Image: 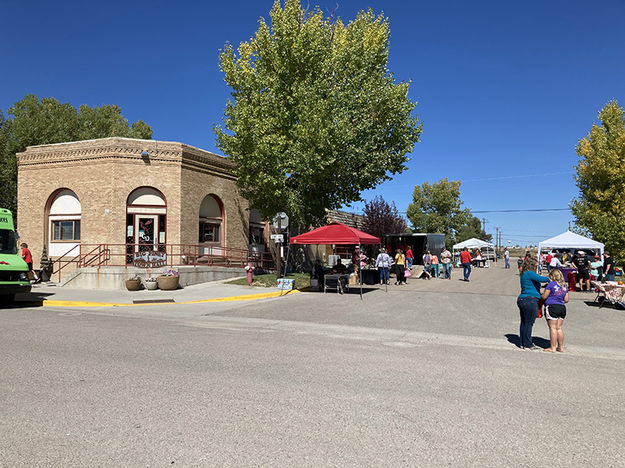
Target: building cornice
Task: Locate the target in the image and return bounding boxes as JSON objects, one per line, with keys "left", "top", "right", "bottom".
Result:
{"left": 16, "top": 137, "right": 236, "bottom": 174}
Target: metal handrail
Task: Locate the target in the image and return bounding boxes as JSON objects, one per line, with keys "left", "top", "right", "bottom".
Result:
{"left": 51, "top": 243, "right": 275, "bottom": 275}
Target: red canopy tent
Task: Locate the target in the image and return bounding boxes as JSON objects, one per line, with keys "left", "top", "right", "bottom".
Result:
{"left": 290, "top": 222, "right": 380, "bottom": 245}
{"left": 290, "top": 222, "right": 381, "bottom": 299}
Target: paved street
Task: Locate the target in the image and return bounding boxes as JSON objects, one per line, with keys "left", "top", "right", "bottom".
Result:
{"left": 2, "top": 263, "right": 624, "bottom": 466}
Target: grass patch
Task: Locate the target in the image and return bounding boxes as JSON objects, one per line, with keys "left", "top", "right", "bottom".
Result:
{"left": 225, "top": 272, "right": 311, "bottom": 290}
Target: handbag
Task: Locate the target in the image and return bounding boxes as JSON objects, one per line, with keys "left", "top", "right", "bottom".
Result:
{"left": 404, "top": 268, "right": 412, "bottom": 278}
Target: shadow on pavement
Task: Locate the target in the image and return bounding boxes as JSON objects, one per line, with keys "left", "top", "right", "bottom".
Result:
{"left": 505, "top": 333, "right": 550, "bottom": 349}
{"left": 2, "top": 292, "right": 56, "bottom": 309}
{"left": 584, "top": 300, "right": 625, "bottom": 310}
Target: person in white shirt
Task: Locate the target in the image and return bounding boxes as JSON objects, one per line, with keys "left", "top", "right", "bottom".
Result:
{"left": 549, "top": 254, "right": 563, "bottom": 270}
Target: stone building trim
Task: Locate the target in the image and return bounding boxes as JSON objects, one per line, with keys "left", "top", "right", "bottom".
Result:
{"left": 17, "top": 137, "right": 236, "bottom": 179}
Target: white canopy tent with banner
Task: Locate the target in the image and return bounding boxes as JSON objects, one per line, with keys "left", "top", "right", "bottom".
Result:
{"left": 537, "top": 231, "right": 604, "bottom": 258}
{"left": 452, "top": 238, "right": 496, "bottom": 262}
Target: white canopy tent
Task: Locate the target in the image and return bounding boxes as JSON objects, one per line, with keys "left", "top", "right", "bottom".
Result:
{"left": 537, "top": 231, "right": 604, "bottom": 258}
{"left": 452, "top": 238, "right": 496, "bottom": 261}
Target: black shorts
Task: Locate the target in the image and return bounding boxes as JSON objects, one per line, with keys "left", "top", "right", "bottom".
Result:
{"left": 578, "top": 270, "right": 589, "bottom": 280}
{"left": 27, "top": 262, "right": 33, "bottom": 271}
{"left": 546, "top": 304, "right": 566, "bottom": 320}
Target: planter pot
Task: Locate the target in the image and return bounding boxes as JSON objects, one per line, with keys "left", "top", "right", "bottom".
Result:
{"left": 145, "top": 281, "right": 158, "bottom": 290}
{"left": 125, "top": 279, "right": 142, "bottom": 291}
{"left": 157, "top": 275, "right": 179, "bottom": 290}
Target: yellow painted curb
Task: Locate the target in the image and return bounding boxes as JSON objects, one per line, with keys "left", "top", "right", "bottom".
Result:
{"left": 43, "top": 289, "right": 299, "bottom": 308}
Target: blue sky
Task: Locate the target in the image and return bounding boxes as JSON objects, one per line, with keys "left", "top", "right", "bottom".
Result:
{"left": 2, "top": 0, "right": 624, "bottom": 246}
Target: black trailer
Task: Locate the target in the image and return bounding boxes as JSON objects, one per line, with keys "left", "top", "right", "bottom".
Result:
{"left": 383, "top": 233, "right": 446, "bottom": 264}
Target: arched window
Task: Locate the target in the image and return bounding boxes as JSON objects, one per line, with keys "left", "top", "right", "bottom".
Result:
{"left": 199, "top": 195, "right": 223, "bottom": 245}
{"left": 46, "top": 189, "right": 81, "bottom": 257}
{"left": 126, "top": 187, "right": 166, "bottom": 259}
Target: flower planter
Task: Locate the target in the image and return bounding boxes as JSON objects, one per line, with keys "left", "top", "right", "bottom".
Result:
{"left": 157, "top": 275, "right": 179, "bottom": 290}
{"left": 125, "top": 279, "right": 142, "bottom": 291}
{"left": 145, "top": 281, "right": 158, "bottom": 290}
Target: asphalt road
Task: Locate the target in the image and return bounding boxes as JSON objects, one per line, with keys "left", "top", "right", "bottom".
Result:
{"left": 2, "top": 263, "right": 624, "bottom": 466}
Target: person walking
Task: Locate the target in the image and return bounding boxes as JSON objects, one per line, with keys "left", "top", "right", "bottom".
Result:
{"left": 394, "top": 249, "right": 406, "bottom": 285}
{"left": 20, "top": 243, "right": 38, "bottom": 281}
{"left": 405, "top": 247, "right": 414, "bottom": 269}
{"left": 541, "top": 268, "right": 569, "bottom": 353}
{"left": 504, "top": 248, "right": 510, "bottom": 269}
{"left": 375, "top": 248, "right": 391, "bottom": 285}
{"left": 431, "top": 252, "right": 440, "bottom": 278}
{"left": 603, "top": 251, "right": 615, "bottom": 282}
{"left": 517, "top": 257, "right": 549, "bottom": 350}
{"left": 459, "top": 247, "right": 472, "bottom": 282}
{"left": 440, "top": 246, "right": 452, "bottom": 279}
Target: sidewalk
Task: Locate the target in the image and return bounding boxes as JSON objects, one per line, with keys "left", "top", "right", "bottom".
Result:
{"left": 18, "top": 279, "right": 297, "bottom": 307}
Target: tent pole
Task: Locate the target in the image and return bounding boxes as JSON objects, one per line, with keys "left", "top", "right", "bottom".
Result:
{"left": 359, "top": 243, "right": 363, "bottom": 300}
{"left": 384, "top": 244, "right": 388, "bottom": 293}
{"left": 280, "top": 243, "right": 291, "bottom": 297}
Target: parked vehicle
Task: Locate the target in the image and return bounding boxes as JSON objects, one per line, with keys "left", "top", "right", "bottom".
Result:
{"left": 0, "top": 209, "right": 31, "bottom": 305}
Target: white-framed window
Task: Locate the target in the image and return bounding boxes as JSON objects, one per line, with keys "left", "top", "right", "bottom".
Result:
{"left": 199, "top": 221, "right": 220, "bottom": 243}
{"left": 52, "top": 220, "right": 81, "bottom": 241}
{"left": 199, "top": 195, "right": 223, "bottom": 245}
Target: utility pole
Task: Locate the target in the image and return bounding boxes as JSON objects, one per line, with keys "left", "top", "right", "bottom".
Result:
{"left": 495, "top": 227, "right": 499, "bottom": 262}
{"left": 482, "top": 218, "right": 486, "bottom": 232}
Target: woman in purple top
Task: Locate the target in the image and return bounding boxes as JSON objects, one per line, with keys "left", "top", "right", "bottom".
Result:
{"left": 541, "top": 268, "right": 569, "bottom": 353}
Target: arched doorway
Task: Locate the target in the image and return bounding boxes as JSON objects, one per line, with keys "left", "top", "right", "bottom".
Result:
{"left": 45, "top": 189, "right": 81, "bottom": 257}
{"left": 199, "top": 194, "right": 224, "bottom": 249}
{"left": 126, "top": 187, "right": 166, "bottom": 263}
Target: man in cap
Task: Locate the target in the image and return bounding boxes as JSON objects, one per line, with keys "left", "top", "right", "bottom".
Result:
{"left": 574, "top": 250, "right": 591, "bottom": 292}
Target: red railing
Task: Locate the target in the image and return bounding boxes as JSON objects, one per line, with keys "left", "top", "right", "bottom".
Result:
{"left": 52, "top": 243, "right": 274, "bottom": 281}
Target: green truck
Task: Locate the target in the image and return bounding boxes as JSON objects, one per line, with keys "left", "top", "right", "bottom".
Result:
{"left": 0, "top": 208, "right": 31, "bottom": 304}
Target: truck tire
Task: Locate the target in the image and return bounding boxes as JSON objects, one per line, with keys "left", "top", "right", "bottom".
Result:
{"left": 0, "top": 294, "right": 16, "bottom": 306}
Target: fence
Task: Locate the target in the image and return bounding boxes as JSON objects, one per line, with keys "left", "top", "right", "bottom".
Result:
{"left": 52, "top": 243, "right": 275, "bottom": 283}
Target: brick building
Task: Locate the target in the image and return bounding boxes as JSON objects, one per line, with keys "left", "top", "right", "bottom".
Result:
{"left": 16, "top": 137, "right": 254, "bottom": 273}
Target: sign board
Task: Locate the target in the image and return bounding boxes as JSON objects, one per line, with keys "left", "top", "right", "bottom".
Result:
{"left": 133, "top": 250, "right": 167, "bottom": 268}
{"left": 270, "top": 234, "right": 284, "bottom": 242}
{"left": 272, "top": 212, "right": 289, "bottom": 230}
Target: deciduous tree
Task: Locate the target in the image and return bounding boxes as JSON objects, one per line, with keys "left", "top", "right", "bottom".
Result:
{"left": 362, "top": 196, "right": 408, "bottom": 240}
{"left": 571, "top": 100, "right": 625, "bottom": 261}
{"left": 215, "top": 0, "right": 421, "bottom": 227}
{"left": 0, "top": 94, "right": 152, "bottom": 214}
{"left": 406, "top": 178, "right": 490, "bottom": 245}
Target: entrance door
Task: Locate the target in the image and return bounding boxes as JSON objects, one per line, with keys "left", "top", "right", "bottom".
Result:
{"left": 135, "top": 215, "right": 158, "bottom": 252}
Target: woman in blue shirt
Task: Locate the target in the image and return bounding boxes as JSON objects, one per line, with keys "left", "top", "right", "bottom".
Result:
{"left": 517, "top": 257, "right": 549, "bottom": 350}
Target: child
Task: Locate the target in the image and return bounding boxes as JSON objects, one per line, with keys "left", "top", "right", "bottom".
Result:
{"left": 20, "top": 243, "right": 39, "bottom": 281}
{"left": 541, "top": 268, "right": 569, "bottom": 353}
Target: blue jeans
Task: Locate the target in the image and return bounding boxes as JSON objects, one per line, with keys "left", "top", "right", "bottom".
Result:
{"left": 379, "top": 267, "right": 389, "bottom": 283}
{"left": 517, "top": 296, "right": 538, "bottom": 348}
{"left": 504, "top": 258, "right": 509, "bottom": 268}
{"left": 462, "top": 263, "right": 471, "bottom": 280}
{"left": 406, "top": 258, "right": 413, "bottom": 268}
{"left": 442, "top": 263, "right": 451, "bottom": 279}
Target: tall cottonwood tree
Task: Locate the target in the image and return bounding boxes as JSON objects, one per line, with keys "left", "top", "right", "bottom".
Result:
{"left": 215, "top": 0, "right": 421, "bottom": 227}
{"left": 406, "top": 178, "right": 490, "bottom": 245}
{"left": 571, "top": 100, "right": 625, "bottom": 261}
{"left": 0, "top": 94, "right": 152, "bottom": 215}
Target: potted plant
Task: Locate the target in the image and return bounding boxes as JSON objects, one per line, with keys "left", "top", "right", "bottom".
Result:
{"left": 157, "top": 269, "right": 180, "bottom": 290}
{"left": 125, "top": 275, "right": 142, "bottom": 291}
{"left": 144, "top": 277, "right": 158, "bottom": 290}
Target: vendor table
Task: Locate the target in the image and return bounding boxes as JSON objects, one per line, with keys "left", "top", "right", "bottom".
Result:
{"left": 591, "top": 280, "right": 625, "bottom": 308}
{"left": 360, "top": 268, "right": 379, "bottom": 285}
{"left": 324, "top": 274, "right": 350, "bottom": 294}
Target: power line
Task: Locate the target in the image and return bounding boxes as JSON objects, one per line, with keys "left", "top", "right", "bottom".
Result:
{"left": 469, "top": 208, "right": 570, "bottom": 214}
